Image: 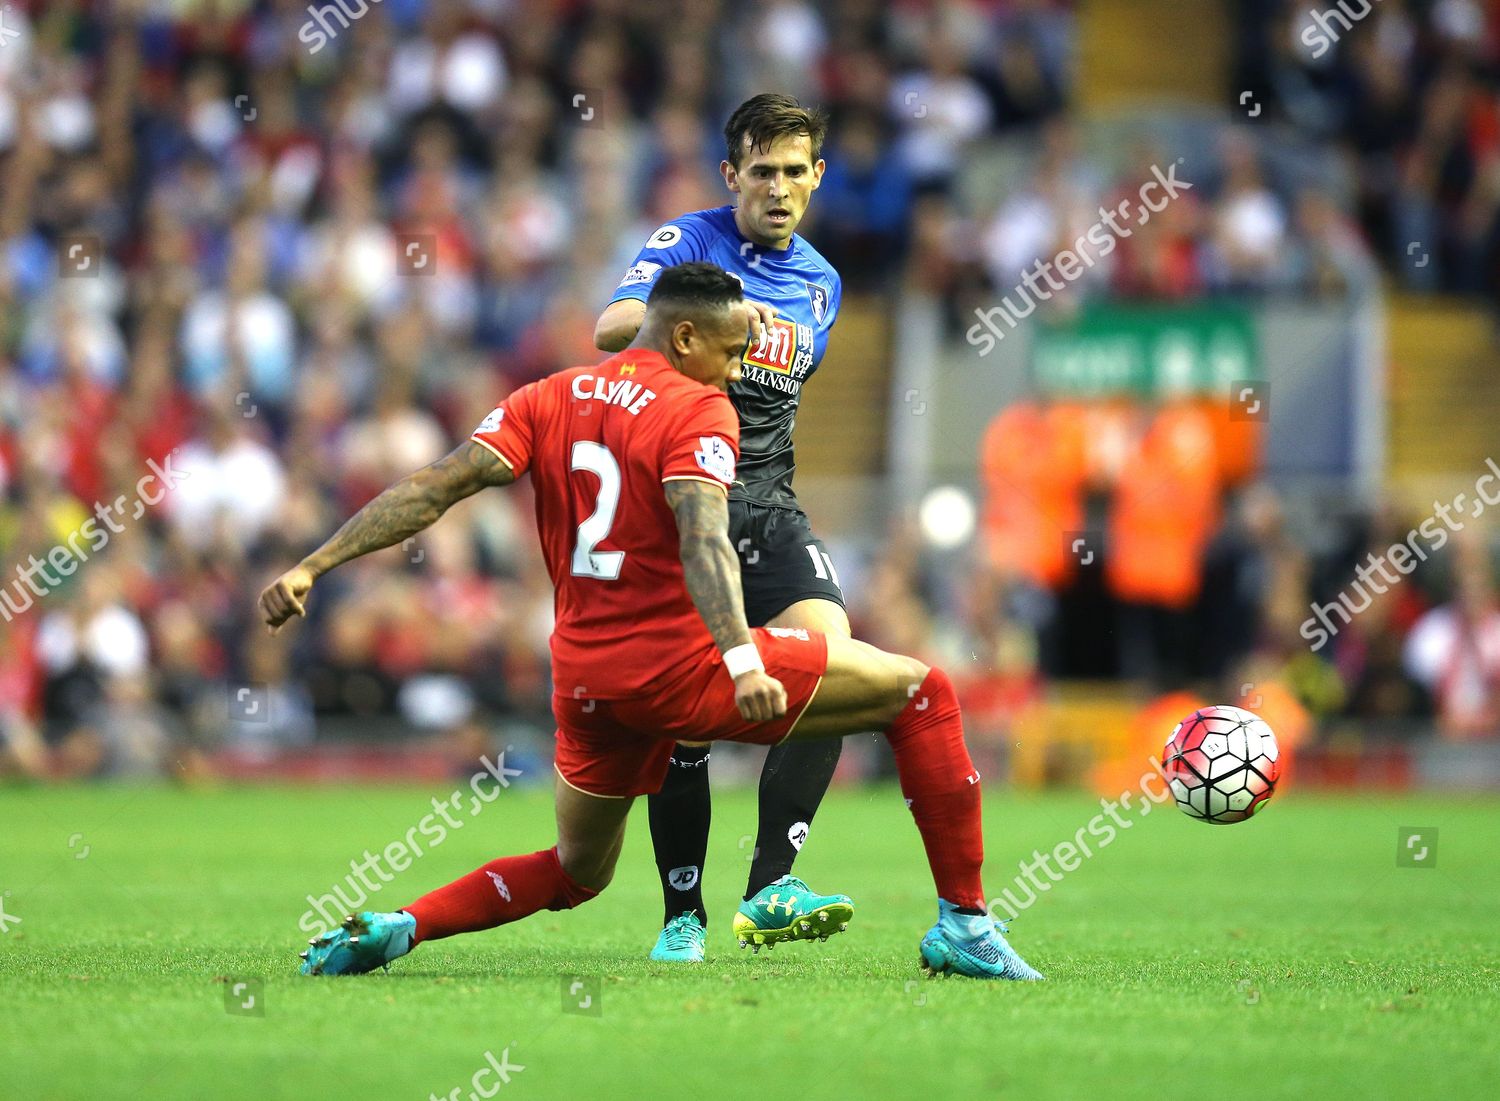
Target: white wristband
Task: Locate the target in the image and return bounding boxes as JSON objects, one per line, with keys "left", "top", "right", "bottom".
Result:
{"left": 722, "top": 643, "right": 764, "bottom": 680}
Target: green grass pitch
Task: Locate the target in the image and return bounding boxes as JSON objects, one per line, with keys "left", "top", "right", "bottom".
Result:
{"left": 2, "top": 780, "right": 1497, "bottom": 1099}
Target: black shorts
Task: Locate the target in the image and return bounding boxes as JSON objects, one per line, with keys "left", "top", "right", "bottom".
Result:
{"left": 728, "top": 500, "right": 846, "bottom": 628}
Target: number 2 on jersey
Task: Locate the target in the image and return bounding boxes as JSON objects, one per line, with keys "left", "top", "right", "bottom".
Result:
{"left": 571, "top": 441, "right": 624, "bottom": 579}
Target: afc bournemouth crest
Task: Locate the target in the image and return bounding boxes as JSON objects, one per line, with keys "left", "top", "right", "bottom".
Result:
{"left": 806, "top": 280, "right": 829, "bottom": 324}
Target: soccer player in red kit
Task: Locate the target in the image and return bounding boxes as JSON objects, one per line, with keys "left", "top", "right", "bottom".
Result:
{"left": 259, "top": 263, "right": 1042, "bottom": 981}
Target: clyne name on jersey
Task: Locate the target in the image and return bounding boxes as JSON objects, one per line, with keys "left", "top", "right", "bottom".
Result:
{"left": 571, "top": 372, "right": 659, "bottom": 416}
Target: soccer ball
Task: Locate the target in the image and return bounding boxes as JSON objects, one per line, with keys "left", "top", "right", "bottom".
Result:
{"left": 1163, "top": 705, "right": 1281, "bottom": 824}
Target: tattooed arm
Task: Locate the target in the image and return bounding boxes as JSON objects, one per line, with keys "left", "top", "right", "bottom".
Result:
{"left": 663, "top": 479, "right": 786, "bottom": 720}
{"left": 259, "top": 441, "right": 514, "bottom": 633}
{"left": 663, "top": 479, "right": 752, "bottom": 652}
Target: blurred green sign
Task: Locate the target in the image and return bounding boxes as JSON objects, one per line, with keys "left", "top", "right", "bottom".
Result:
{"left": 1030, "top": 304, "right": 1259, "bottom": 395}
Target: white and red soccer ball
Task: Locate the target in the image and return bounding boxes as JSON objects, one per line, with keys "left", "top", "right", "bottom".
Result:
{"left": 1163, "top": 705, "right": 1281, "bottom": 824}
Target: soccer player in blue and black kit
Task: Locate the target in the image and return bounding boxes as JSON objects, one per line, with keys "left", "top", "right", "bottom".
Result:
{"left": 594, "top": 95, "right": 853, "bottom": 961}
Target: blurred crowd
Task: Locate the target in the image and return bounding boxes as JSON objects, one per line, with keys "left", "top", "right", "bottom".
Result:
{"left": 841, "top": 387, "right": 1500, "bottom": 789}
{"left": 0, "top": 0, "right": 1495, "bottom": 782}
{"left": 0, "top": 0, "right": 1081, "bottom": 778}
{"left": 966, "top": 124, "right": 1382, "bottom": 306}
{"left": 907, "top": 0, "right": 1500, "bottom": 316}
{"left": 962, "top": 401, "right": 1500, "bottom": 746}
{"left": 1235, "top": 0, "right": 1500, "bottom": 295}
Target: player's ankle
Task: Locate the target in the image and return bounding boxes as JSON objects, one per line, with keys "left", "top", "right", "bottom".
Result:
{"left": 744, "top": 869, "right": 791, "bottom": 899}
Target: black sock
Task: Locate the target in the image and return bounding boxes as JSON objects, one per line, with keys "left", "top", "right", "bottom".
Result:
{"left": 745, "top": 737, "right": 843, "bottom": 897}
{"left": 647, "top": 743, "right": 712, "bottom": 928}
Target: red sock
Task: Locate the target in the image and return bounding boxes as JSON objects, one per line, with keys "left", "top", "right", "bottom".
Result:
{"left": 403, "top": 847, "right": 598, "bottom": 945}
{"left": 884, "top": 666, "right": 986, "bottom": 910}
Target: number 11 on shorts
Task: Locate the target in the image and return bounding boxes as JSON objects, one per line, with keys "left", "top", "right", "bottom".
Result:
{"left": 805, "top": 543, "right": 839, "bottom": 586}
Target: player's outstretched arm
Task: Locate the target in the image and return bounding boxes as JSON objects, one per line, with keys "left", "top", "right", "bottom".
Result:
{"left": 594, "top": 299, "right": 647, "bottom": 352}
{"left": 258, "top": 441, "right": 515, "bottom": 633}
{"left": 664, "top": 479, "right": 786, "bottom": 720}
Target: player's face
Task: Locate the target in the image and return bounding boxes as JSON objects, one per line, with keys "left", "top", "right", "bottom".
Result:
{"left": 722, "top": 133, "right": 825, "bottom": 248}
{"left": 673, "top": 307, "right": 752, "bottom": 392}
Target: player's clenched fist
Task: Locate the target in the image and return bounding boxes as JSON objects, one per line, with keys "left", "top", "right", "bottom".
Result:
{"left": 259, "top": 565, "right": 315, "bottom": 634}
{"left": 733, "top": 669, "right": 787, "bottom": 722}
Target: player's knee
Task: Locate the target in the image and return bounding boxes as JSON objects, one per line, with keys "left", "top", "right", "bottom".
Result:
{"left": 551, "top": 875, "right": 602, "bottom": 911}
{"left": 555, "top": 842, "right": 616, "bottom": 897}
{"left": 564, "top": 873, "right": 607, "bottom": 907}
{"left": 897, "top": 661, "right": 962, "bottom": 723}
{"left": 892, "top": 653, "right": 932, "bottom": 709}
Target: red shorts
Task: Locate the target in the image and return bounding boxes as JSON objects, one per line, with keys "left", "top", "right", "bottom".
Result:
{"left": 552, "top": 627, "right": 828, "bottom": 798}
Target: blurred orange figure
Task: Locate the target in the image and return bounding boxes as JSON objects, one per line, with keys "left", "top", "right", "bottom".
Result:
{"left": 1107, "top": 400, "right": 1222, "bottom": 609}
{"left": 979, "top": 400, "right": 1086, "bottom": 591}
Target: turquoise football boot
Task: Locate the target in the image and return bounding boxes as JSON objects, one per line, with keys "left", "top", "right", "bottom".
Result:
{"left": 649, "top": 912, "right": 707, "bottom": 962}
{"left": 299, "top": 911, "right": 416, "bottom": 976}
{"left": 918, "top": 898, "right": 1044, "bottom": 981}
{"left": 733, "top": 875, "right": 854, "bottom": 951}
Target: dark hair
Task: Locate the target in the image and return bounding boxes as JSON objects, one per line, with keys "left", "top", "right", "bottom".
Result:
{"left": 723, "top": 93, "right": 829, "bottom": 167}
{"left": 645, "top": 262, "right": 744, "bottom": 322}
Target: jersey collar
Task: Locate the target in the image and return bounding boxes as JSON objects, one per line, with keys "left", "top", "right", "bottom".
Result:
{"left": 726, "top": 204, "right": 798, "bottom": 261}
{"left": 609, "top": 348, "right": 670, "bottom": 374}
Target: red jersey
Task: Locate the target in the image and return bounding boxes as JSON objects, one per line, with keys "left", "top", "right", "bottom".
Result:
{"left": 471, "top": 350, "right": 740, "bottom": 699}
